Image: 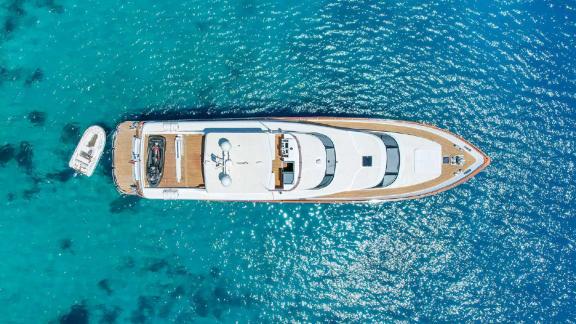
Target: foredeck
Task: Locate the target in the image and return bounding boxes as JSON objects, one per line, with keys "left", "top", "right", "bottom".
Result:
{"left": 276, "top": 117, "right": 490, "bottom": 201}
{"left": 112, "top": 121, "right": 140, "bottom": 194}
{"left": 143, "top": 134, "right": 204, "bottom": 188}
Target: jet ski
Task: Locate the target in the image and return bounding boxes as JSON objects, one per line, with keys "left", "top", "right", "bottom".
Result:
{"left": 146, "top": 136, "right": 165, "bottom": 187}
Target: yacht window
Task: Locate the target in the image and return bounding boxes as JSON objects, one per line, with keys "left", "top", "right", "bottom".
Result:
{"left": 377, "top": 134, "right": 400, "bottom": 187}
{"left": 326, "top": 148, "right": 336, "bottom": 174}
{"left": 283, "top": 171, "right": 295, "bottom": 185}
{"left": 282, "top": 162, "right": 295, "bottom": 184}
{"left": 312, "top": 133, "right": 336, "bottom": 189}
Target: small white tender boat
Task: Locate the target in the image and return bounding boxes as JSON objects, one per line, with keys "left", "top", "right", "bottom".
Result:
{"left": 69, "top": 126, "right": 106, "bottom": 176}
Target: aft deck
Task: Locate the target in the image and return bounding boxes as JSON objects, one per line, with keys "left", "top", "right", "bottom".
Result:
{"left": 112, "top": 122, "right": 205, "bottom": 194}
{"left": 112, "top": 121, "right": 140, "bottom": 195}
{"left": 143, "top": 134, "right": 204, "bottom": 188}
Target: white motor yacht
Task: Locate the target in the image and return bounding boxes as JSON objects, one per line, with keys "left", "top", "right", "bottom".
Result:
{"left": 111, "top": 118, "right": 490, "bottom": 202}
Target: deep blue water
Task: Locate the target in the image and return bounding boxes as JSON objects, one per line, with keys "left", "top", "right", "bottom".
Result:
{"left": 1, "top": 0, "right": 575, "bottom": 322}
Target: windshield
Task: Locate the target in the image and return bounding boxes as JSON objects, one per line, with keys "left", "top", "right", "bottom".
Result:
{"left": 312, "top": 133, "right": 336, "bottom": 189}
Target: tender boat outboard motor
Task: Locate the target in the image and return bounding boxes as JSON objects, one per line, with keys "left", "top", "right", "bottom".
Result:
{"left": 146, "top": 136, "right": 166, "bottom": 187}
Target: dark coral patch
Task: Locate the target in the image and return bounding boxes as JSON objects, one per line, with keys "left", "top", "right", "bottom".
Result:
{"left": 209, "top": 266, "right": 221, "bottom": 279}
{"left": 166, "top": 264, "right": 189, "bottom": 276}
{"left": 22, "top": 187, "right": 40, "bottom": 200}
{"left": 213, "top": 286, "right": 231, "bottom": 303}
{"left": 130, "top": 296, "right": 160, "bottom": 323}
{"left": 240, "top": 291, "right": 256, "bottom": 308}
{"left": 1, "top": 0, "right": 25, "bottom": 37}
{"left": 2, "top": 0, "right": 62, "bottom": 39}
{"left": 0, "top": 144, "right": 15, "bottom": 166}
{"left": 174, "top": 312, "right": 195, "bottom": 323}
{"left": 7, "top": 0, "right": 26, "bottom": 16}
{"left": 3, "top": 18, "right": 17, "bottom": 36}
{"left": 24, "top": 68, "right": 44, "bottom": 86}
{"left": 98, "top": 279, "right": 113, "bottom": 295}
{"left": 59, "top": 303, "right": 89, "bottom": 324}
{"left": 59, "top": 238, "right": 72, "bottom": 251}
{"left": 61, "top": 123, "right": 81, "bottom": 144}
{"left": 36, "top": 0, "right": 64, "bottom": 13}
{"left": 138, "top": 296, "right": 159, "bottom": 314}
{"left": 0, "top": 66, "right": 22, "bottom": 83}
{"left": 109, "top": 195, "right": 140, "bottom": 213}
{"left": 158, "top": 301, "right": 173, "bottom": 319}
{"left": 100, "top": 305, "right": 122, "bottom": 324}
{"left": 169, "top": 285, "right": 185, "bottom": 299}
{"left": 192, "top": 292, "right": 209, "bottom": 317}
{"left": 28, "top": 111, "right": 46, "bottom": 126}
{"left": 47, "top": 169, "right": 76, "bottom": 182}
{"left": 146, "top": 259, "right": 169, "bottom": 273}
{"left": 129, "top": 312, "right": 145, "bottom": 324}
{"left": 7, "top": 193, "right": 15, "bottom": 201}
{"left": 16, "top": 141, "right": 34, "bottom": 173}
{"left": 22, "top": 175, "right": 42, "bottom": 200}
{"left": 212, "top": 307, "right": 223, "bottom": 319}
{"left": 194, "top": 21, "right": 209, "bottom": 32}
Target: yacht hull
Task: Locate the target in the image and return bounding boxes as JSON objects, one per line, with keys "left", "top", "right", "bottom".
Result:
{"left": 111, "top": 118, "right": 490, "bottom": 202}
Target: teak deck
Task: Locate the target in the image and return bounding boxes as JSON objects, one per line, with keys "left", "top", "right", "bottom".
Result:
{"left": 112, "top": 122, "right": 204, "bottom": 194}
{"left": 143, "top": 134, "right": 204, "bottom": 189}
{"left": 272, "top": 134, "right": 284, "bottom": 188}
{"left": 112, "top": 121, "right": 139, "bottom": 194}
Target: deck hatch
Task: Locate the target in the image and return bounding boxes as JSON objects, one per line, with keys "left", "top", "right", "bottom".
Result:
{"left": 362, "top": 156, "right": 373, "bottom": 167}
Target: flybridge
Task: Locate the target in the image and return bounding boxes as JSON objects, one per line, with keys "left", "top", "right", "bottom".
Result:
{"left": 203, "top": 132, "right": 275, "bottom": 193}
{"left": 196, "top": 131, "right": 327, "bottom": 194}
{"left": 110, "top": 118, "right": 490, "bottom": 202}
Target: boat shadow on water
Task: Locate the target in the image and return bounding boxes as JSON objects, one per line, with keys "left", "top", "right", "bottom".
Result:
{"left": 117, "top": 103, "right": 386, "bottom": 123}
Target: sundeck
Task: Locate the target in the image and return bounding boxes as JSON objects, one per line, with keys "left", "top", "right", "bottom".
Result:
{"left": 111, "top": 118, "right": 490, "bottom": 202}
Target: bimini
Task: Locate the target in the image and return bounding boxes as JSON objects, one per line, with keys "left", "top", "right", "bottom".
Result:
{"left": 110, "top": 118, "right": 489, "bottom": 202}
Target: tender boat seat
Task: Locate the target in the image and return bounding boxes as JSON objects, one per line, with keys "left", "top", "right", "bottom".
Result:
{"left": 77, "top": 153, "right": 92, "bottom": 164}
{"left": 79, "top": 151, "right": 92, "bottom": 160}
{"left": 378, "top": 134, "right": 400, "bottom": 187}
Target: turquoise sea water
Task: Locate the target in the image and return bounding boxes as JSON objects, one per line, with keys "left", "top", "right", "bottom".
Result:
{"left": 1, "top": 0, "right": 575, "bottom": 322}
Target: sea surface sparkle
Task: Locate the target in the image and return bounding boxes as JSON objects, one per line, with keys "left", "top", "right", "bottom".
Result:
{"left": 0, "top": 0, "right": 575, "bottom": 322}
